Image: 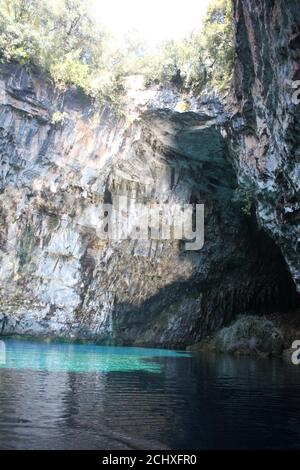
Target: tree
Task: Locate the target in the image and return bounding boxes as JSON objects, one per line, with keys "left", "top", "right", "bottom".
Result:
{"left": 201, "top": 0, "right": 235, "bottom": 90}
{"left": 0, "top": 0, "right": 235, "bottom": 104}
{"left": 0, "top": 0, "right": 107, "bottom": 90}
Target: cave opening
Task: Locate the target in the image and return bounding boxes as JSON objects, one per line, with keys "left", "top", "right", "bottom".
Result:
{"left": 244, "top": 213, "right": 300, "bottom": 314}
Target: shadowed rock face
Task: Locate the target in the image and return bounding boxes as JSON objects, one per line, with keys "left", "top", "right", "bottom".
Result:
{"left": 0, "top": 62, "right": 298, "bottom": 347}
{"left": 229, "top": 0, "right": 300, "bottom": 292}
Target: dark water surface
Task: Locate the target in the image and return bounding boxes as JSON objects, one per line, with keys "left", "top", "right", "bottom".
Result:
{"left": 0, "top": 339, "right": 299, "bottom": 449}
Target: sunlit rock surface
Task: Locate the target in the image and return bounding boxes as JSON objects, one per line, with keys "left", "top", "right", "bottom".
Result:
{"left": 228, "top": 0, "right": 300, "bottom": 291}
{"left": 0, "top": 62, "right": 298, "bottom": 347}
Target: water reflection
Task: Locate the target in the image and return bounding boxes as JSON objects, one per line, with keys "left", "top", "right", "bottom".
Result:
{"left": 0, "top": 340, "right": 190, "bottom": 373}
{"left": 0, "top": 340, "right": 300, "bottom": 449}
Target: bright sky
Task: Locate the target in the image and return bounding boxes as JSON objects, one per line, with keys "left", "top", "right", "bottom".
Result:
{"left": 90, "top": 0, "right": 211, "bottom": 45}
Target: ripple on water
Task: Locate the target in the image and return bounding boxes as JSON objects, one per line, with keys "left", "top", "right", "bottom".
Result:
{"left": 1, "top": 339, "right": 300, "bottom": 450}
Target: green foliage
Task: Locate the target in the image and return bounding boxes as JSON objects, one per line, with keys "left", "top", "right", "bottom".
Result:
{"left": 151, "top": 34, "right": 208, "bottom": 92}
{"left": 141, "top": 0, "right": 235, "bottom": 92}
{"left": 51, "top": 110, "right": 68, "bottom": 125}
{"left": 0, "top": 0, "right": 106, "bottom": 93}
{"left": 202, "top": 0, "right": 235, "bottom": 90}
{"left": 0, "top": 0, "right": 235, "bottom": 104}
{"left": 49, "top": 53, "right": 89, "bottom": 90}
{"left": 233, "top": 178, "right": 257, "bottom": 216}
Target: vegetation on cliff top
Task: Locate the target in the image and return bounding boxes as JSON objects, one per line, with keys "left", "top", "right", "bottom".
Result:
{"left": 0, "top": 0, "right": 234, "bottom": 105}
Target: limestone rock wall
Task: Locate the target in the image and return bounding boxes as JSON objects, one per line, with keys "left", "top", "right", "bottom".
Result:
{"left": 0, "top": 62, "right": 298, "bottom": 347}
{"left": 229, "top": 0, "right": 300, "bottom": 291}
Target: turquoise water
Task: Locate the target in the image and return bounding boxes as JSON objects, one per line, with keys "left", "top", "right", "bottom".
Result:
{"left": 1, "top": 339, "right": 300, "bottom": 449}
{"left": 0, "top": 339, "right": 190, "bottom": 373}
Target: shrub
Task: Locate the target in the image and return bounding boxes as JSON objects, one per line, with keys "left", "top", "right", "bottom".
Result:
{"left": 51, "top": 111, "right": 68, "bottom": 126}
{"left": 233, "top": 178, "right": 257, "bottom": 216}
{"left": 0, "top": 0, "right": 235, "bottom": 104}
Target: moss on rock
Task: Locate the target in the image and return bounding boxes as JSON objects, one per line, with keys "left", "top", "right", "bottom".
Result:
{"left": 188, "top": 315, "right": 284, "bottom": 357}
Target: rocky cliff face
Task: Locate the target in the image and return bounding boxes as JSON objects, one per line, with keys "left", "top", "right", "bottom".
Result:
{"left": 229, "top": 0, "right": 300, "bottom": 292}
{"left": 0, "top": 46, "right": 299, "bottom": 346}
